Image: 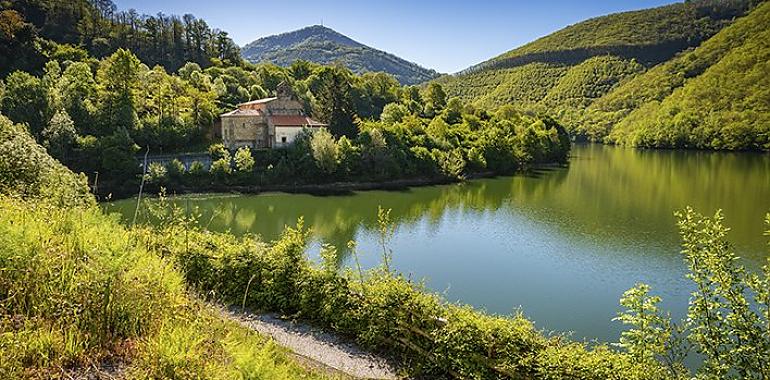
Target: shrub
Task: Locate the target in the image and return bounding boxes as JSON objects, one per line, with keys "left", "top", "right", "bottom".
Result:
{"left": 166, "top": 159, "right": 185, "bottom": 180}
{"left": 145, "top": 162, "right": 168, "bottom": 184}
{"left": 234, "top": 146, "right": 255, "bottom": 173}
{"left": 210, "top": 157, "right": 232, "bottom": 178}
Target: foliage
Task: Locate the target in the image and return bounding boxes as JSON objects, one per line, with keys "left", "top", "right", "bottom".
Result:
{"left": 146, "top": 201, "right": 666, "bottom": 379}
{"left": 1, "top": 70, "right": 48, "bottom": 135}
{"left": 234, "top": 146, "right": 255, "bottom": 173}
{"left": 0, "top": 137, "right": 332, "bottom": 379}
{"left": 0, "top": 114, "right": 92, "bottom": 207}
{"left": 308, "top": 66, "right": 357, "bottom": 137}
{"left": 0, "top": 0, "right": 240, "bottom": 76}
{"left": 463, "top": 0, "right": 752, "bottom": 73}
{"left": 146, "top": 162, "right": 168, "bottom": 184}
{"left": 129, "top": 84, "right": 569, "bottom": 195}
{"left": 614, "top": 284, "right": 674, "bottom": 367}
{"left": 0, "top": 197, "right": 334, "bottom": 380}
{"left": 616, "top": 208, "right": 770, "bottom": 379}
{"left": 310, "top": 128, "right": 339, "bottom": 174}
{"left": 42, "top": 109, "right": 77, "bottom": 162}
{"left": 437, "top": 0, "right": 761, "bottom": 149}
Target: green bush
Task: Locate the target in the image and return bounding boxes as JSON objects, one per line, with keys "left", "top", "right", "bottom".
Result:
{"left": 149, "top": 207, "right": 664, "bottom": 379}
{"left": 0, "top": 115, "right": 92, "bottom": 207}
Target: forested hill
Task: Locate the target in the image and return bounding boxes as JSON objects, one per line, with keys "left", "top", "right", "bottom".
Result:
{"left": 437, "top": 0, "right": 755, "bottom": 127}
{"left": 0, "top": 0, "right": 240, "bottom": 76}
{"left": 241, "top": 25, "right": 439, "bottom": 85}
{"left": 598, "top": 0, "right": 770, "bottom": 150}
{"left": 462, "top": 0, "right": 753, "bottom": 74}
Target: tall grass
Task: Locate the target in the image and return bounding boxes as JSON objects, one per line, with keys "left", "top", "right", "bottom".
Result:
{"left": 0, "top": 197, "right": 335, "bottom": 379}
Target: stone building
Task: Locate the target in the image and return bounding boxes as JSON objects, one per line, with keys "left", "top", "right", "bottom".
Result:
{"left": 220, "top": 82, "right": 326, "bottom": 149}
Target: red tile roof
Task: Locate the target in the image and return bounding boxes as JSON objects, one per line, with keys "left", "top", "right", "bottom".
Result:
{"left": 269, "top": 115, "right": 327, "bottom": 127}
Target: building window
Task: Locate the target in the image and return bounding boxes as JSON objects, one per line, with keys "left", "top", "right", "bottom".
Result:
{"left": 281, "top": 136, "right": 287, "bottom": 143}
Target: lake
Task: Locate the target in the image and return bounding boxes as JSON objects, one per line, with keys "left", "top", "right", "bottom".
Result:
{"left": 104, "top": 144, "right": 770, "bottom": 344}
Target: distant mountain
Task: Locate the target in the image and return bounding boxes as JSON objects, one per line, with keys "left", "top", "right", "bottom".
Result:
{"left": 437, "top": 0, "right": 756, "bottom": 139}
{"left": 241, "top": 25, "right": 439, "bottom": 85}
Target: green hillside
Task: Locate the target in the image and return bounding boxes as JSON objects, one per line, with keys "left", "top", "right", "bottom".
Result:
{"left": 464, "top": 0, "right": 751, "bottom": 73}
{"left": 596, "top": 1, "right": 770, "bottom": 150}
{"left": 242, "top": 25, "right": 439, "bottom": 85}
{"left": 438, "top": 0, "right": 755, "bottom": 141}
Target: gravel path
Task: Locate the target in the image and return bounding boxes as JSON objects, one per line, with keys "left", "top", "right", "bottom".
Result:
{"left": 226, "top": 308, "right": 400, "bottom": 380}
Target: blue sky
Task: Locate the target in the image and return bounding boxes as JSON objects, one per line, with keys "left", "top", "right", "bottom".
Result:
{"left": 115, "top": 0, "right": 678, "bottom": 73}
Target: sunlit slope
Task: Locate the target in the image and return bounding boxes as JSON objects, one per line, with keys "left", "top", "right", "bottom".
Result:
{"left": 600, "top": 1, "right": 770, "bottom": 150}
{"left": 437, "top": 0, "right": 754, "bottom": 137}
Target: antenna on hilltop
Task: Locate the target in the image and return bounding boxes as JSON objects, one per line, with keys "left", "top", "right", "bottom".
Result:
{"left": 321, "top": 18, "right": 323, "bottom": 27}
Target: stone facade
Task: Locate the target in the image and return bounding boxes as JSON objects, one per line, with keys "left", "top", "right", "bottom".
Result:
{"left": 220, "top": 82, "right": 326, "bottom": 149}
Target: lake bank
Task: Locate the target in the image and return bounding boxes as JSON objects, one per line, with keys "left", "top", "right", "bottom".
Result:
{"left": 98, "top": 166, "right": 567, "bottom": 201}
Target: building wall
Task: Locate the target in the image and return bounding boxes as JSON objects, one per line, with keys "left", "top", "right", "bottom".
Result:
{"left": 221, "top": 115, "right": 268, "bottom": 149}
{"left": 274, "top": 126, "right": 320, "bottom": 148}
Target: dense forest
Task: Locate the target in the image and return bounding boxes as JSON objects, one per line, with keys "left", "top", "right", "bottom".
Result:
{"left": 0, "top": 0, "right": 240, "bottom": 77}
{"left": 241, "top": 25, "right": 440, "bottom": 86}
{"left": 437, "top": 0, "right": 769, "bottom": 151}
{"left": 597, "top": 0, "right": 770, "bottom": 150}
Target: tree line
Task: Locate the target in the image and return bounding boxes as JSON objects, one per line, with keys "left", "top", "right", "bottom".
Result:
{"left": 0, "top": 42, "right": 570, "bottom": 197}
{"left": 0, "top": 0, "right": 240, "bottom": 77}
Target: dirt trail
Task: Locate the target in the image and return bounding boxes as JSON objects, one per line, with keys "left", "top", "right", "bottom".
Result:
{"left": 226, "top": 308, "right": 401, "bottom": 380}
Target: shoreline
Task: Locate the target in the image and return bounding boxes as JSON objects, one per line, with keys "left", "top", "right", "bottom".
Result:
{"left": 97, "top": 162, "right": 568, "bottom": 202}
{"left": 98, "top": 171, "right": 513, "bottom": 201}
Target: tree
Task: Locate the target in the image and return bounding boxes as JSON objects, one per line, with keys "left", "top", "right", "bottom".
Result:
{"left": 42, "top": 109, "right": 77, "bottom": 162}
{"left": 443, "top": 97, "right": 464, "bottom": 124}
{"left": 0, "top": 10, "right": 45, "bottom": 77}
{"left": 380, "top": 103, "right": 409, "bottom": 124}
{"left": 290, "top": 60, "right": 314, "bottom": 81}
{"left": 354, "top": 72, "right": 399, "bottom": 119}
{"left": 1, "top": 71, "right": 48, "bottom": 136}
{"left": 310, "top": 66, "right": 357, "bottom": 137}
{"left": 425, "top": 82, "right": 447, "bottom": 112}
{"left": 336, "top": 135, "right": 359, "bottom": 175}
{"left": 98, "top": 127, "right": 140, "bottom": 178}
{"left": 310, "top": 128, "right": 339, "bottom": 174}
{"left": 58, "top": 62, "right": 97, "bottom": 134}
{"left": 401, "top": 86, "right": 423, "bottom": 115}
{"left": 234, "top": 146, "right": 255, "bottom": 173}
{"left": 97, "top": 48, "right": 142, "bottom": 132}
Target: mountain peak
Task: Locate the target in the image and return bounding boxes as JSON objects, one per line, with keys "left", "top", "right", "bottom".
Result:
{"left": 241, "top": 26, "right": 439, "bottom": 85}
